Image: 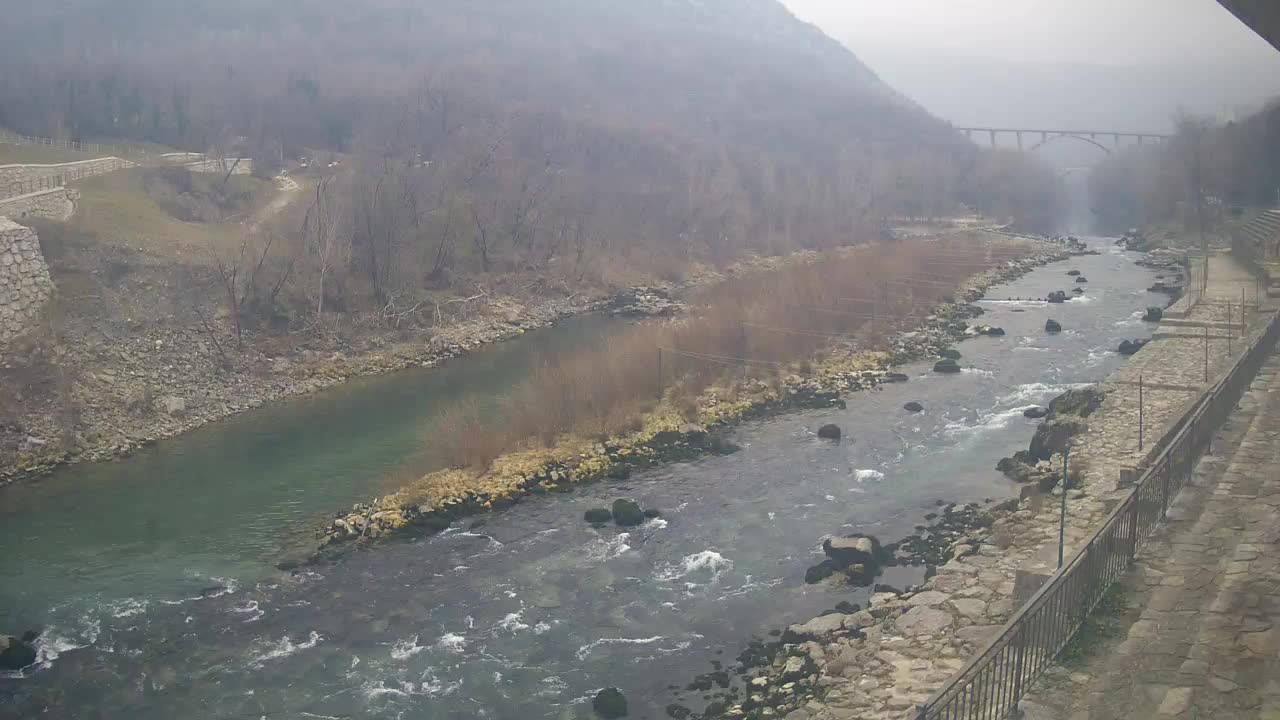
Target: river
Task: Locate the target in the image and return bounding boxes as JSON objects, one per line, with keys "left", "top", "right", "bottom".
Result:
{"left": 0, "top": 239, "right": 1165, "bottom": 719}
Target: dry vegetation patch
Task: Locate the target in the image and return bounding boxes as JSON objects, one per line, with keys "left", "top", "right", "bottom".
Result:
{"left": 423, "top": 236, "right": 1034, "bottom": 477}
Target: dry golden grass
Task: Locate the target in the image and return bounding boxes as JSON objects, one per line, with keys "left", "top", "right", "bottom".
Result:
{"left": 432, "top": 236, "right": 1033, "bottom": 471}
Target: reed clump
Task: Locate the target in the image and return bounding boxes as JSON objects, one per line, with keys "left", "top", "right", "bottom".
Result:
{"left": 430, "top": 237, "right": 1032, "bottom": 471}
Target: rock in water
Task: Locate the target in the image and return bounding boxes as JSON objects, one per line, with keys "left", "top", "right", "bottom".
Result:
{"left": 1118, "top": 339, "right": 1148, "bottom": 356}
{"left": 1075, "top": 276, "right": 1089, "bottom": 283}
{"left": 1072, "top": 287, "right": 1086, "bottom": 294}
{"left": 1048, "top": 386, "right": 1106, "bottom": 417}
{"left": 1066, "top": 269, "right": 1081, "bottom": 276}
{"left": 1023, "top": 406, "right": 1049, "bottom": 419}
{"left": 584, "top": 508, "right": 613, "bottom": 524}
{"left": 804, "top": 561, "right": 836, "bottom": 584}
{"left": 1047, "top": 291, "right": 1067, "bottom": 303}
{"left": 1045, "top": 319, "right": 1062, "bottom": 334}
{"left": 1029, "top": 418, "right": 1087, "bottom": 461}
{"left": 817, "top": 424, "right": 842, "bottom": 440}
{"left": 1143, "top": 306, "right": 1163, "bottom": 322}
{"left": 933, "top": 358, "right": 961, "bottom": 374}
{"left": 610, "top": 499, "right": 644, "bottom": 527}
{"left": 938, "top": 348, "right": 962, "bottom": 360}
{"left": 593, "top": 687, "right": 628, "bottom": 718}
{"left": 903, "top": 401, "right": 924, "bottom": 413}
{"left": 0, "top": 634, "right": 37, "bottom": 670}
{"left": 823, "top": 534, "right": 881, "bottom": 568}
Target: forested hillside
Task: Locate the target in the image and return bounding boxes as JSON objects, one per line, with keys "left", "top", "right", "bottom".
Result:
{"left": 1090, "top": 100, "right": 1280, "bottom": 233}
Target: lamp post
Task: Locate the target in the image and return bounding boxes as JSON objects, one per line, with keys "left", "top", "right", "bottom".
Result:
{"left": 1058, "top": 446, "right": 1071, "bottom": 570}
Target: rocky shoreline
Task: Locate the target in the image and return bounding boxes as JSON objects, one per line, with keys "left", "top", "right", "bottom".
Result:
{"left": 658, "top": 239, "right": 1191, "bottom": 720}
{"left": 0, "top": 246, "right": 838, "bottom": 489}
{"left": 0, "top": 292, "right": 603, "bottom": 487}
{"left": 315, "top": 236, "right": 1082, "bottom": 556}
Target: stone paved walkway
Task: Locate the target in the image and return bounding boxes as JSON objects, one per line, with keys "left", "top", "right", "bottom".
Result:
{"left": 1023, "top": 348, "right": 1280, "bottom": 719}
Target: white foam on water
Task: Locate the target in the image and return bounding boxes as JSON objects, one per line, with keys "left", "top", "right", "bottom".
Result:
{"left": 853, "top": 469, "right": 884, "bottom": 483}
{"left": 645, "top": 517, "right": 669, "bottom": 530}
{"left": 17, "top": 627, "right": 94, "bottom": 673}
{"left": 536, "top": 675, "right": 569, "bottom": 697}
{"left": 495, "top": 611, "right": 530, "bottom": 634}
{"left": 943, "top": 406, "right": 1035, "bottom": 441}
{"left": 250, "top": 630, "right": 322, "bottom": 665}
{"left": 1068, "top": 294, "right": 1096, "bottom": 304}
{"left": 533, "top": 621, "right": 552, "bottom": 635}
{"left": 107, "top": 598, "right": 149, "bottom": 619}
{"left": 229, "top": 600, "right": 263, "bottom": 623}
{"left": 655, "top": 550, "right": 733, "bottom": 584}
{"left": 585, "top": 532, "right": 632, "bottom": 562}
{"left": 824, "top": 494, "right": 836, "bottom": 501}
{"left": 435, "top": 632, "right": 467, "bottom": 653}
{"left": 961, "top": 368, "right": 995, "bottom": 377}
{"left": 998, "top": 382, "right": 1088, "bottom": 407}
{"left": 575, "top": 635, "right": 665, "bottom": 660}
{"left": 390, "top": 635, "right": 427, "bottom": 660}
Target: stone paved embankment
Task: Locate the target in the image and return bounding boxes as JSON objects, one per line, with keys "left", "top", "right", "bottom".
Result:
{"left": 1021, "top": 343, "right": 1280, "bottom": 719}
{"left": 718, "top": 250, "right": 1275, "bottom": 720}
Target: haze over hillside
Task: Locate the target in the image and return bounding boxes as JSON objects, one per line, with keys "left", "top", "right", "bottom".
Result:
{"left": 1, "top": 0, "right": 1059, "bottom": 263}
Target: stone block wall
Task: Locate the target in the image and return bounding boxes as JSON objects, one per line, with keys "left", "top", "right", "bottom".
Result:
{"left": 0, "top": 218, "right": 54, "bottom": 344}
{"left": 0, "top": 187, "right": 76, "bottom": 222}
{"left": 0, "top": 157, "right": 133, "bottom": 199}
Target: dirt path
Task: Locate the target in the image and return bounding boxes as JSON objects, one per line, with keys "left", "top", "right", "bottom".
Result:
{"left": 246, "top": 174, "right": 303, "bottom": 231}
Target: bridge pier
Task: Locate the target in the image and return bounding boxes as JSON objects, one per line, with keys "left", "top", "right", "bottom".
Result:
{"left": 988, "top": 129, "right": 998, "bottom": 148}
{"left": 1015, "top": 131, "right": 1023, "bottom": 151}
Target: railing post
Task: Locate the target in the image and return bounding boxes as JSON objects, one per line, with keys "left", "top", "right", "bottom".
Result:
{"left": 1011, "top": 623, "right": 1028, "bottom": 710}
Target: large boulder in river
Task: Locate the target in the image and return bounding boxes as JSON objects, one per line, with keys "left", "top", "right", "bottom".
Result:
{"left": 610, "top": 499, "right": 645, "bottom": 527}
{"left": 996, "top": 456, "right": 1039, "bottom": 483}
{"left": 1075, "top": 276, "right": 1089, "bottom": 283}
{"left": 817, "top": 424, "right": 842, "bottom": 440}
{"left": 0, "top": 634, "right": 37, "bottom": 671}
{"left": 938, "top": 348, "right": 962, "bottom": 360}
{"left": 1048, "top": 386, "right": 1106, "bottom": 418}
{"left": 1029, "top": 418, "right": 1087, "bottom": 462}
{"left": 584, "top": 508, "right": 613, "bottom": 524}
{"left": 903, "top": 401, "right": 924, "bottom": 413}
{"left": 593, "top": 687, "right": 628, "bottom": 718}
{"left": 1047, "top": 291, "right": 1068, "bottom": 303}
{"left": 1066, "top": 269, "right": 1081, "bottom": 276}
{"left": 933, "top": 359, "right": 961, "bottom": 374}
{"left": 1045, "top": 319, "right": 1062, "bottom": 334}
{"left": 1118, "top": 339, "right": 1149, "bottom": 356}
{"left": 1143, "top": 306, "right": 1163, "bottom": 322}
{"left": 823, "top": 534, "right": 881, "bottom": 568}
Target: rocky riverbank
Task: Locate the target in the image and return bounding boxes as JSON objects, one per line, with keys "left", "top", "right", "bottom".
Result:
{"left": 661, "top": 243, "right": 1210, "bottom": 720}
{"left": 0, "top": 247, "right": 842, "bottom": 488}
{"left": 0, "top": 292, "right": 602, "bottom": 487}
{"left": 316, "top": 237, "right": 1080, "bottom": 554}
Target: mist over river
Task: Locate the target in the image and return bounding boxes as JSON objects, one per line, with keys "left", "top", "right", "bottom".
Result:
{"left": 0, "top": 238, "right": 1166, "bottom": 719}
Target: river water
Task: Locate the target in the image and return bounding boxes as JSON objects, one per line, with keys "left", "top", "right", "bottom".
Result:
{"left": 0, "top": 239, "right": 1165, "bottom": 719}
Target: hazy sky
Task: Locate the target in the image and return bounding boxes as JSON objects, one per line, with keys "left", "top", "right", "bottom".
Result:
{"left": 779, "top": 0, "right": 1280, "bottom": 134}
{"left": 780, "top": 0, "right": 1279, "bottom": 66}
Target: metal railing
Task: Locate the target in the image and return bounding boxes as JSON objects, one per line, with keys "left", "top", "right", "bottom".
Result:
{"left": 0, "top": 128, "right": 156, "bottom": 159}
{"left": 915, "top": 308, "right": 1280, "bottom": 720}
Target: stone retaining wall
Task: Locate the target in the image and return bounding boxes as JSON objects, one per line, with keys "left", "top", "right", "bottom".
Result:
{"left": 0, "top": 187, "right": 76, "bottom": 222}
{"left": 0, "top": 218, "right": 53, "bottom": 345}
{"left": 0, "top": 157, "right": 133, "bottom": 199}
